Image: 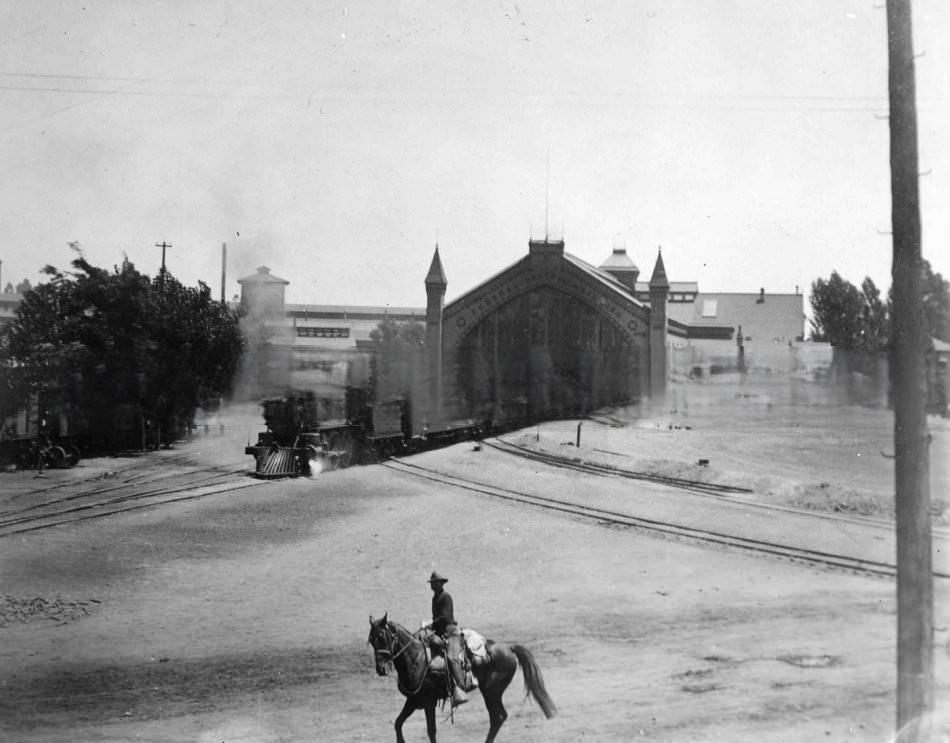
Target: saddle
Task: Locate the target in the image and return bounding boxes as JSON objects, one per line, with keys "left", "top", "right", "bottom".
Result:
{"left": 420, "top": 627, "right": 490, "bottom": 688}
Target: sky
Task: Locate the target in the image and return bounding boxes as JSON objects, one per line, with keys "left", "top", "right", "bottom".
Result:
{"left": 0, "top": 1, "right": 947, "bottom": 312}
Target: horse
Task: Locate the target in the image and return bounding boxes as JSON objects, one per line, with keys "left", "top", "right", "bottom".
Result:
{"left": 368, "top": 614, "right": 557, "bottom": 743}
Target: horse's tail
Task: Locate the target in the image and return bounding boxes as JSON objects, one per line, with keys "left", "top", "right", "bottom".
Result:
{"left": 511, "top": 644, "right": 557, "bottom": 719}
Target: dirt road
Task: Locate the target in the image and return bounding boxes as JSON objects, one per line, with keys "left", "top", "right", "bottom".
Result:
{"left": 1, "top": 397, "right": 948, "bottom": 742}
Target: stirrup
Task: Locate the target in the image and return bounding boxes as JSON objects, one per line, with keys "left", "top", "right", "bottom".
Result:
{"left": 451, "top": 688, "right": 469, "bottom": 707}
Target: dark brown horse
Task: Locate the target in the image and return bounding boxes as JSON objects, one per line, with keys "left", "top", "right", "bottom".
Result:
{"left": 368, "top": 614, "right": 557, "bottom": 743}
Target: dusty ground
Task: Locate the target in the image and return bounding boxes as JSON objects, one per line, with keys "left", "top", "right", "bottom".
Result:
{"left": 1, "top": 379, "right": 949, "bottom": 742}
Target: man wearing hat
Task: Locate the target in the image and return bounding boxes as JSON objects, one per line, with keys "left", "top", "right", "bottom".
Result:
{"left": 422, "top": 571, "right": 469, "bottom": 706}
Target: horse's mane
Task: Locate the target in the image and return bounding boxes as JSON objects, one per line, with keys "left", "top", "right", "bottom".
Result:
{"left": 380, "top": 618, "right": 422, "bottom": 645}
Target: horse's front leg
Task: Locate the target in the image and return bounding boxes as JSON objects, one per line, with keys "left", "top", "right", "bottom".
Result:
{"left": 424, "top": 702, "right": 438, "bottom": 742}
{"left": 394, "top": 698, "right": 416, "bottom": 743}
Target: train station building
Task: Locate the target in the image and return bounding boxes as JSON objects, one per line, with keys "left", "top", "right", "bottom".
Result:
{"left": 238, "top": 237, "right": 805, "bottom": 427}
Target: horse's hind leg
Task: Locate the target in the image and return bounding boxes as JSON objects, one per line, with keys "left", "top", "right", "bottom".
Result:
{"left": 482, "top": 691, "right": 508, "bottom": 743}
{"left": 394, "top": 699, "right": 416, "bottom": 743}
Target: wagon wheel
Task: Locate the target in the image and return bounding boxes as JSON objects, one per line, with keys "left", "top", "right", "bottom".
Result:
{"left": 65, "top": 445, "right": 81, "bottom": 468}
{"left": 44, "top": 445, "right": 67, "bottom": 469}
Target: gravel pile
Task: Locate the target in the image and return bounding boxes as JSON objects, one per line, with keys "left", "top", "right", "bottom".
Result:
{"left": 0, "top": 595, "right": 100, "bottom": 627}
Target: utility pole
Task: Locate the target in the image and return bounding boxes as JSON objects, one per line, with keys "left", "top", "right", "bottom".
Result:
{"left": 221, "top": 242, "right": 227, "bottom": 305}
{"left": 886, "top": 2, "right": 933, "bottom": 741}
{"left": 155, "top": 241, "right": 172, "bottom": 283}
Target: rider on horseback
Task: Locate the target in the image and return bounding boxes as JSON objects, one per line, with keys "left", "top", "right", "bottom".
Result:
{"left": 422, "top": 571, "right": 470, "bottom": 707}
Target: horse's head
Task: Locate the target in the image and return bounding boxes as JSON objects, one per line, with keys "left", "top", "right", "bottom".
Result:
{"left": 368, "top": 613, "right": 395, "bottom": 676}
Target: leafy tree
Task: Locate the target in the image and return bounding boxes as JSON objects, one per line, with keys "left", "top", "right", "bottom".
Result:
{"left": 811, "top": 262, "right": 949, "bottom": 348}
{"left": 809, "top": 272, "right": 890, "bottom": 351}
{"left": 921, "top": 258, "right": 950, "bottom": 343}
{"left": 0, "top": 251, "right": 244, "bottom": 449}
{"left": 810, "top": 272, "right": 865, "bottom": 345}
{"left": 858, "top": 277, "right": 890, "bottom": 352}
{"left": 367, "top": 317, "right": 425, "bottom": 401}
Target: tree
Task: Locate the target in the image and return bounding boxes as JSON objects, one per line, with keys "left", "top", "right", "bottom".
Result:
{"left": 921, "top": 258, "right": 950, "bottom": 343}
{"left": 810, "top": 263, "right": 948, "bottom": 348}
{"left": 859, "top": 276, "right": 890, "bottom": 353}
{"left": 810, "top": 272, "right": 866, "bottom": 345}
{"left": 809, "top": 272, "right": 891, "bottom": 352}
{"left": 0, "top": 251, "right": 244, "bottom": 449}
{"left": 367, "top": 317, "right": 425, "bottom": 401}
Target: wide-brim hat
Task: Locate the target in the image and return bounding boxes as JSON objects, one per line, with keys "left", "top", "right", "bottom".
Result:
{"left": 428, "top": 571, "right": 448, "bottom": 584}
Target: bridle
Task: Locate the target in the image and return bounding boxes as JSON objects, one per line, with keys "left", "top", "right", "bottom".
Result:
{"left": 370, "top": 619, "right": 434, "bottom": 695}
{"left": 370, "top": 621, "right": 416, "bottom": 669}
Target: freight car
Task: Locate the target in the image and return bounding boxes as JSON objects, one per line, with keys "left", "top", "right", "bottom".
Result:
{"left": 244, "top": 389, "right": 485, "bottom": 478}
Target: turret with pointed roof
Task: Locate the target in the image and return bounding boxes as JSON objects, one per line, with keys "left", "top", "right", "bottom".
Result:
{"left": 648, "top": 248, "right": 670, "bottom": 290}
{"left": 649, "top": 248, "right": 669, "bottom": 398}
{"left": 425, "top": 247, "right": 447, "bottom": 288}
{"left": 425, "top": 246, "right": 447, "bottom": 427}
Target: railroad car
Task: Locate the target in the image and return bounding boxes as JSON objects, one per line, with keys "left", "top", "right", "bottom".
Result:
{"left": 244, "top": 388, "right": 484, "bottom": 478}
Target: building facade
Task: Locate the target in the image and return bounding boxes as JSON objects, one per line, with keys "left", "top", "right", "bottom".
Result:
{"left": 236, "top": 243, "right": 805, "bottom": 424}
{"left": 433, "top": 238, "right": 668, "bottom": 427}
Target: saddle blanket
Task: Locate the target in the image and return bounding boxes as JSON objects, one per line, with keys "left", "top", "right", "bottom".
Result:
{"left": 462, "top": 628, "right": 489, "bottom": 663}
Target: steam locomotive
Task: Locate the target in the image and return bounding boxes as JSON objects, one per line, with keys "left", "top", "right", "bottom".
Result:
{"left": 244, "top": 388, "right": 485, "bottom": 478}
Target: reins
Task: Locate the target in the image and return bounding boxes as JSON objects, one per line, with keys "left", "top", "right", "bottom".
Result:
{"left": 373, "top": 622, "right": 431, "bottom": 697}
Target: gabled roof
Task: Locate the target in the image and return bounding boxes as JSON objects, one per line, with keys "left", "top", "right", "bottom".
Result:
{"left": 564, "top": 253, "right": 646, "bottom": 306}
{"left": 445, "top": 247, "right": 648, "bottom": 314}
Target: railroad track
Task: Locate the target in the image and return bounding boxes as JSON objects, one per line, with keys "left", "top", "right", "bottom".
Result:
{"left": 382, "top": 457, "right": 950, "bottom": 580}
{"left": 0, "top": 465, "right": 258, "bottom": 539}
{"left": 486, "top": 437, "right": 756, "bottom": 497}
{"left": 488, "top": 436, "right": 950, "bottom": 534}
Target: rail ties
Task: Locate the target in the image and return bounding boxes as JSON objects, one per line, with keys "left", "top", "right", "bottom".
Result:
{"left": 484, "top": 437, "right": 754, "bottom": 496}
{"left": 381, "top": 458, "right": 949, "bottom": 581}
{"left": 0, "top": 466, "right": 258, "bottom": 539}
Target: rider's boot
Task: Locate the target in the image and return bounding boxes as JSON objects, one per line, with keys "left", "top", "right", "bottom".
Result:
{"left": 451, "top": 686, "right": 469, "bottom": 707}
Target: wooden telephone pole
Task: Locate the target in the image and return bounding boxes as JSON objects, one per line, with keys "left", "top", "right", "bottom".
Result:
{"left": 155, "top": 241, "right": 172, "bottom": 281}
{"left": 886, "top": 2, "right": 933, "bottom": 741}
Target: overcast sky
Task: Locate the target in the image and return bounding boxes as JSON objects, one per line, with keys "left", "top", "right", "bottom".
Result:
{"left": 1, "top": 1, "right": 947, "bottom": 308}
